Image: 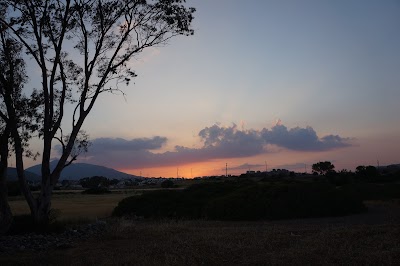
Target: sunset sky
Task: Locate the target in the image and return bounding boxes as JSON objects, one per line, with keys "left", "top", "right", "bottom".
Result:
{"left": 24, "top": 0, "right": 400, "bottom": 178}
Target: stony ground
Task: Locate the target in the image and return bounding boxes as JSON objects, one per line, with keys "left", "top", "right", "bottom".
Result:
{"left": 1, "top": 200, "right": 399, "bottom": 265}
{"left": 0, "top": 220, "right": 107, "bottom": 253}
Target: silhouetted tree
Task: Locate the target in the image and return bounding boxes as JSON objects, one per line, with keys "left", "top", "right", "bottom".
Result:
{"left": 327, "top": 169, "right": 354, "bottom": 186}
{"left": 0, "top": 10, "right": 40, "bottom": 234}
{"left": 0, "top": 0, "right": 195, "bottom": 225}
{"left": 355, "top": 165, "right": 379, "bottom": 181}
{"left": 312, "top": 161, "right": 335, "bottom": 175}
{"left": 355, "top": 166, "right": 366, "bottom": 175}
{"left": 0, "top": 120, "right": 11, "bottom": 234}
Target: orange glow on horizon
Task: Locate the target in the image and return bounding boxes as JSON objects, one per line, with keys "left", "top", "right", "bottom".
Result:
{"left": 118, "top": 158, "right": 285, "bottom": 178}
{"left": 119, "top": 162, "right": 230, "bottom": 179}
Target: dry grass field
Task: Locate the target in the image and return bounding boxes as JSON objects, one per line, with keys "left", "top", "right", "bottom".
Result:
{"left": 1, "top": 196, "right": 400, "bottom": 265}
{"left": 8, "top": 190, "right": 143, "bottom": 222}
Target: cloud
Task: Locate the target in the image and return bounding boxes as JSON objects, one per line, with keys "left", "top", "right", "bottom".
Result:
{"left": 197, "top": 123, "right": 265, "bottom": 157}
{"left": 71, "top": 122, "right": 353, "bottom": 169}
{"left": 261, "top": 125, "right": 352, "bottom": 151}
{"left": 273, "top": 162, "right": 308, "bottom": 171}
{"left": 228, "top": 163, "right": 265, "bottom": 171}
{"left": 89, "top": 137, "right": 167, "bottom": 152}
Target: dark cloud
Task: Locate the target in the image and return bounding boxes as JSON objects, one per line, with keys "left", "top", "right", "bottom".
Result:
{"left": 228, "top": 163, "right": 265, "bottom": 171}
{"left": 261, "top": 125, "right": 352, "bottom": 151}
{"left": 197, "top": 123, "right": 265, "bottom": 157}
{"left": 273, "top": 162, "right": 308, "bottom": 171}
{"left": 72, "top": 123, "right": 353, "bottom": 169}
{"left": 90, "top": 137, "right": 167, "bottom": 152}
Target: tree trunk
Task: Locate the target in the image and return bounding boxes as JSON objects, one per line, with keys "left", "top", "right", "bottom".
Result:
{"left": 32, "top": 132, "right": 54, "bottom": 225}
{"left": 0, "top": 167, "right": 12, "bottom": 235}
{"left": 32, "top": 180, "right": 53, "bottom": 225}
{"left": 13, "top": 133, "right": 37, "bottom": 224}
{"left": 0, "top": 130, "right": 12, "bottom": 235}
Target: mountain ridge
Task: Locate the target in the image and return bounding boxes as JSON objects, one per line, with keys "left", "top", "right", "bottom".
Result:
{"left": 26, "top": 161, "right": 141, "bottom": 180}
{"left": 6, "top": 168, "right": 41, "bottom": 182}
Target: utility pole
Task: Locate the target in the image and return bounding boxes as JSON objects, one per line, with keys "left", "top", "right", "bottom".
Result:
{"left": 177, "top": 167, "right": 179, "bottom": 179}
{"left": 226, "top": 163, "right": 228, "bottom": 177}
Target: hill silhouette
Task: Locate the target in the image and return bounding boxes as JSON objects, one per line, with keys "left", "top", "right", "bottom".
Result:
{"left": 6, "top": 168, "right": 41, "bottom": 182}
{"left": 26, "top": 161, "right": 140, "bottom": 180}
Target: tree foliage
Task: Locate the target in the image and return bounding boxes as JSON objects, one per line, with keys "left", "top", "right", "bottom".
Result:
{"left": 312, "top": 161, "right": 335, "bottom": 175}
{"left": 0, "top": 7, "right": 41, "bottom": 233}
{"left": 79, "top": 175, "right": 118, "bottom": 188}
{"left": 0, "top": 0, "right": 195, "bottom": 226}
{"left": 355, "top": 165, "right": 379, "bottom": 181}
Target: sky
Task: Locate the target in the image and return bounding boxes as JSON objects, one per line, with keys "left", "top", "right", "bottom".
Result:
{"left": 22, "top": 0, "right": 400, "bottom": 178}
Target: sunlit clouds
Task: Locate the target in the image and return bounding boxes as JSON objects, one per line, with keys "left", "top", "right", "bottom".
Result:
{"left": 69, "top": 122, "right": 353, "bottom": 172}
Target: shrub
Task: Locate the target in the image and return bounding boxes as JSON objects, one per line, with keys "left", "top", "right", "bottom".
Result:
{"left": 205, "top": 185, "right": 269, "bottom": 220}
{"left": 80, "top": 176, "right": 110, "bottom": 188}
{"left": 82, "top": 187, "right": 111, "bottom": 194}
{"left": 205, "top": 182, "right": 366, "bottom": 220}
{"left": 7, "top": 181, "right": 21, "bottom": 196}
{"left": 7, "top": 210, "right": 66, "bottom": 235}
{"left": 272, "top": 182, "right": 366, "bottom": 219}
{"left": 7, "top": 215, "right": 35, "bottom": 235}
{"left": 113, "top": 181, "right": 246, "bottom": 219}
{"left": 180, "top": 181, "right": 245, "bottom": 218}
{"left": 112, "top": 189, "right": 184, "bottom": 218}
{"left": 327, "top": 173, "right": 354, "bottom": 186}
{"left": 161, "top": 179, "right": 174, "bottom": 188}
{"left": 113, "top": 181, "right": 366, "bottom": 221}
{"left": 343, "top": 183, "right": 400, "bottom": 201}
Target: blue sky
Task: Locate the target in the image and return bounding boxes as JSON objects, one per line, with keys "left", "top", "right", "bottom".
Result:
{"left": 22, "top": 0, "right": 400, "bottom": 177}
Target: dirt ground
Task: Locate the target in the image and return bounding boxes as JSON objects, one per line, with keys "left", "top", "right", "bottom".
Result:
{"left": 1, "top": 200, "right": 400, "bottom": 266}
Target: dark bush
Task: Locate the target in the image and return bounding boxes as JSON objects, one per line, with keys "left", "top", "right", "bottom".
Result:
{"left": 205, "top": 182, "right": 365, "bottom": 220}
{"left": 184, "top": 180, "right": 254, "bottom": 198}
{"left": 205, "top": 185, "right": 269, "bottom": 220}
{"left": 7, "top": 181, "right": 21, "bottom": 196}
{"left": 369, "top": 172, "right": 400, "bottom": 183}
{"left": 82, "top": 187, "right": 111, "bottom": 194}
{"left": 7, "top": 181, "right": 42, "bottom": 196}
{"left": 29, "top": 184, "right": 41, "bottom": 191}
{"left": 180, "top": 181, "right": 245, "bottom": 218}
{"left": 112, "top": 189, "right": 184, "bottom": 218}
{"left": 161, "top": 179, "right": 174, "bottom": 188}
{"left": 113, "top": 181, "right": 366, "bottom": 221}
{"left": 7, "top": 211, "right": 65, "bottom": 235}
{"left": 343, "top": 183, "right": 400, "bottom": 201}
{"left": 80, "top": 176, "right": 110, "bottom": 188}
{"left": 113, "top": 181, "right": 246, "bottom": 218}
{"left": 327, "top": 173, "right": 354, "bottom": 186}
{"left": 274, "top": 182, "right": 366, "bottom": 219}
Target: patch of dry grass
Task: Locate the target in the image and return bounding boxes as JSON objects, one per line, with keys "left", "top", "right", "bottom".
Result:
{"left": 8, "top": 190, "right": 140, "bottom": 221}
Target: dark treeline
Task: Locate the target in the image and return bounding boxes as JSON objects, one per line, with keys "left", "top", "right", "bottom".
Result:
{"left": 112, "top": 161, "right": 400, "bottom": 221}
